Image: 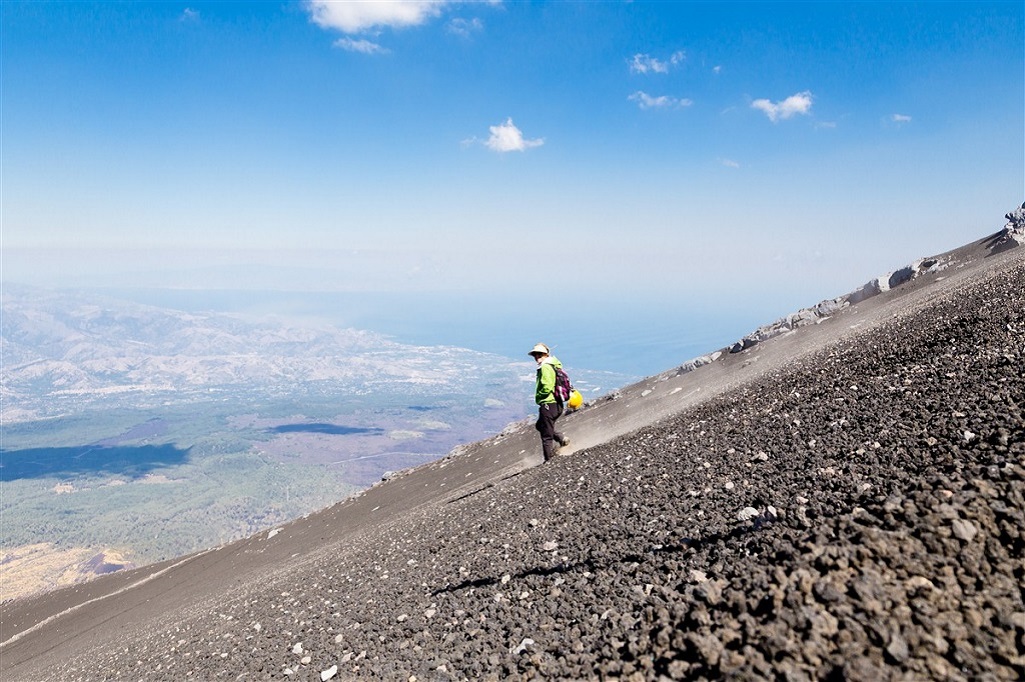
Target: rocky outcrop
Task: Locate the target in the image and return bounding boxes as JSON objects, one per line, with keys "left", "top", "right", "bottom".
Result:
{"left": 991, "top": 202, "right": 1025, "bottom": 253}
{"left": 724, "top": 204, "right": 1023, "bottom": 355}
{"left": 724, "top": 254, "right": 949, "bottom": 355}
{"left": 1004, "top": 202, "right": 1025, "bottom": 232}
{"left": 676, "top": 350, "right": 722, "bottom": 374}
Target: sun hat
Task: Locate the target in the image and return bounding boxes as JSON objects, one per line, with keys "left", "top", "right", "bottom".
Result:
{"left": 528, "top": 343, "right": 550, "bottom": 356}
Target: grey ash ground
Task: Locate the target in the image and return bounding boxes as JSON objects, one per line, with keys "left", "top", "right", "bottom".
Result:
{"left": 1, "top": 232, "right": 1022, "bottom": 681}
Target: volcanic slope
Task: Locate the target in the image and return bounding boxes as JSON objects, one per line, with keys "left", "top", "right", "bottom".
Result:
{"left": 1, "top": 233, "right": 1023, "bottom": 681}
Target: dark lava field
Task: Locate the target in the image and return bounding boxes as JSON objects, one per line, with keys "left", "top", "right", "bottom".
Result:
{"left": 2, "top": 236, "right": 1022, "bottom": 681}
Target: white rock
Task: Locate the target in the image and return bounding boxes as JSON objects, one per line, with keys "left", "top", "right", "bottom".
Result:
{"left": 321, "top": 665, "right": 338, "bottom": 681}
{"left": 292, "top": 642, "right": 304, "bottom": 655}
{"left": 542, "top": 540, "right": 558, "bottom": 551}
{"left": 511, "top": 637, "right": 535, "bottom": 654}
{"left": 737, "top": 507, "right": 759, "bottom": 521}
{"left": 952, "top": 518, "right": 978, "bottom": 542}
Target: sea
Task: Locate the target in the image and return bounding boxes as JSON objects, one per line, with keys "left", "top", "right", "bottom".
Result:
{"left": 102, "top": 288, "right": 798, "bottom": 381}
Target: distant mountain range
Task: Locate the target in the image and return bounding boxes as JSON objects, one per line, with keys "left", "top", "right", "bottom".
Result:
{"left": 3, "top": 284, "right": 622, "bottom": 422}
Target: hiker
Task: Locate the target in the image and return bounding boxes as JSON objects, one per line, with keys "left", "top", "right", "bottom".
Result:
{"left": 529, "top": 343, "right": 570, "bottom": 462}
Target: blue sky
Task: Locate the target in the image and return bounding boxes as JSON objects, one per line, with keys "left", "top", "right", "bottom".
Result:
{"left": 2, "top": 1, "right": 1023, "bottom": 310}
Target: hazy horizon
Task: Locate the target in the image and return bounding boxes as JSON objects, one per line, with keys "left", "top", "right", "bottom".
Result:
{"left": 3, "top": 1, "right": 1022, "bottom": 374}
{"left": 2, "top": 281, "right": 772, "bottom": 378}
{"left": 2, "top": 215, "right": 1014, "bottom": 378}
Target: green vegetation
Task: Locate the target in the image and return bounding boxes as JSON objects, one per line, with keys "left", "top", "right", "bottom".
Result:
{"left": 0, "top": 401, "right": 369, "bottom": 563}
{"left": 1, "top": 441, "right": 360, "bottom": 563}
{"left": 0, "top": 393, "right": 525, "bottom": 566}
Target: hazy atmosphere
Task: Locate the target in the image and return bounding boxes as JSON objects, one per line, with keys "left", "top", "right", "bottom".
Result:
{"left": 2, "top": 0, "right": 1023, "bottom": 372}
{"left": 1, "top": 4, "right": 1023, "bottom": 673}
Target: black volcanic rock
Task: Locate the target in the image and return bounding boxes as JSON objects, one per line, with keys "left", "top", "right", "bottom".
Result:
{"left": 1, "top": 225, "right": 1022, "bottom": 681}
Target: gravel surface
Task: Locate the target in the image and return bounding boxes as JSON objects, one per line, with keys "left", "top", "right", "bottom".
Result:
{"left": 3, "top": 244, "right": 1023, "bottom": 681}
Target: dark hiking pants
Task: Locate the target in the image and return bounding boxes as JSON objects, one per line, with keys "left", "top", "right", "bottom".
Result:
{"left": 536, "top": 402, "right": 565, "bottom": 461}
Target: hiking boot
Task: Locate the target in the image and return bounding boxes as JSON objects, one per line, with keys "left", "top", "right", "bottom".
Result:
{"left": 557, "top": 436, "right": 570, "bottom": 447}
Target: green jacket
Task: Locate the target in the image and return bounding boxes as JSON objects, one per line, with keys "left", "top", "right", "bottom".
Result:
{"left": 534, "top": 355, "right": 563, "bottom": 405}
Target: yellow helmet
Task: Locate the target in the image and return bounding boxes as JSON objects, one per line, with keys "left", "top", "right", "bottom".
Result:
{"left": 567, "top": 389, "right": 584, "bottom": 409}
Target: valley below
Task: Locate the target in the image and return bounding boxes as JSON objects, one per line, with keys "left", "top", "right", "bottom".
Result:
{"left": 0, "top": 286, "right": 631, "bottom": 601}
{"left": 1, "top": 225, "right": 1022, "bottom": 680}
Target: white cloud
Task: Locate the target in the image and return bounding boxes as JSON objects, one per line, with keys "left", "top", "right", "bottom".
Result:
{"left": 751, "top": 91, "right": 814, "bottom": 122}
{"left": 333, "top": 37, "right": 390, "bottom": 55}
{"left": 629, "top": 51, "right": 685, "bottom": 74}
{"left": 307, "top": 0, "right": 450, "bottom": 33}
{"left": 180, "top": 7, "right": 199, "bottom": 22}
{"left": 892, "top": 113, "right": 912, "bottom": 123}
{"left": 628, "top": 91, "right": 693, "bottom": 110}
{"left": 447, "top": 17, "right": 483, "bottom": 38}
{"left": 486, "top": 118, "right": 544, "bottom": 153}
{"left": 712, "top": 65, "right": 722, "bottom": 74}
{"left": 720, "top": 158, "right": 741, "bottom": 168}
